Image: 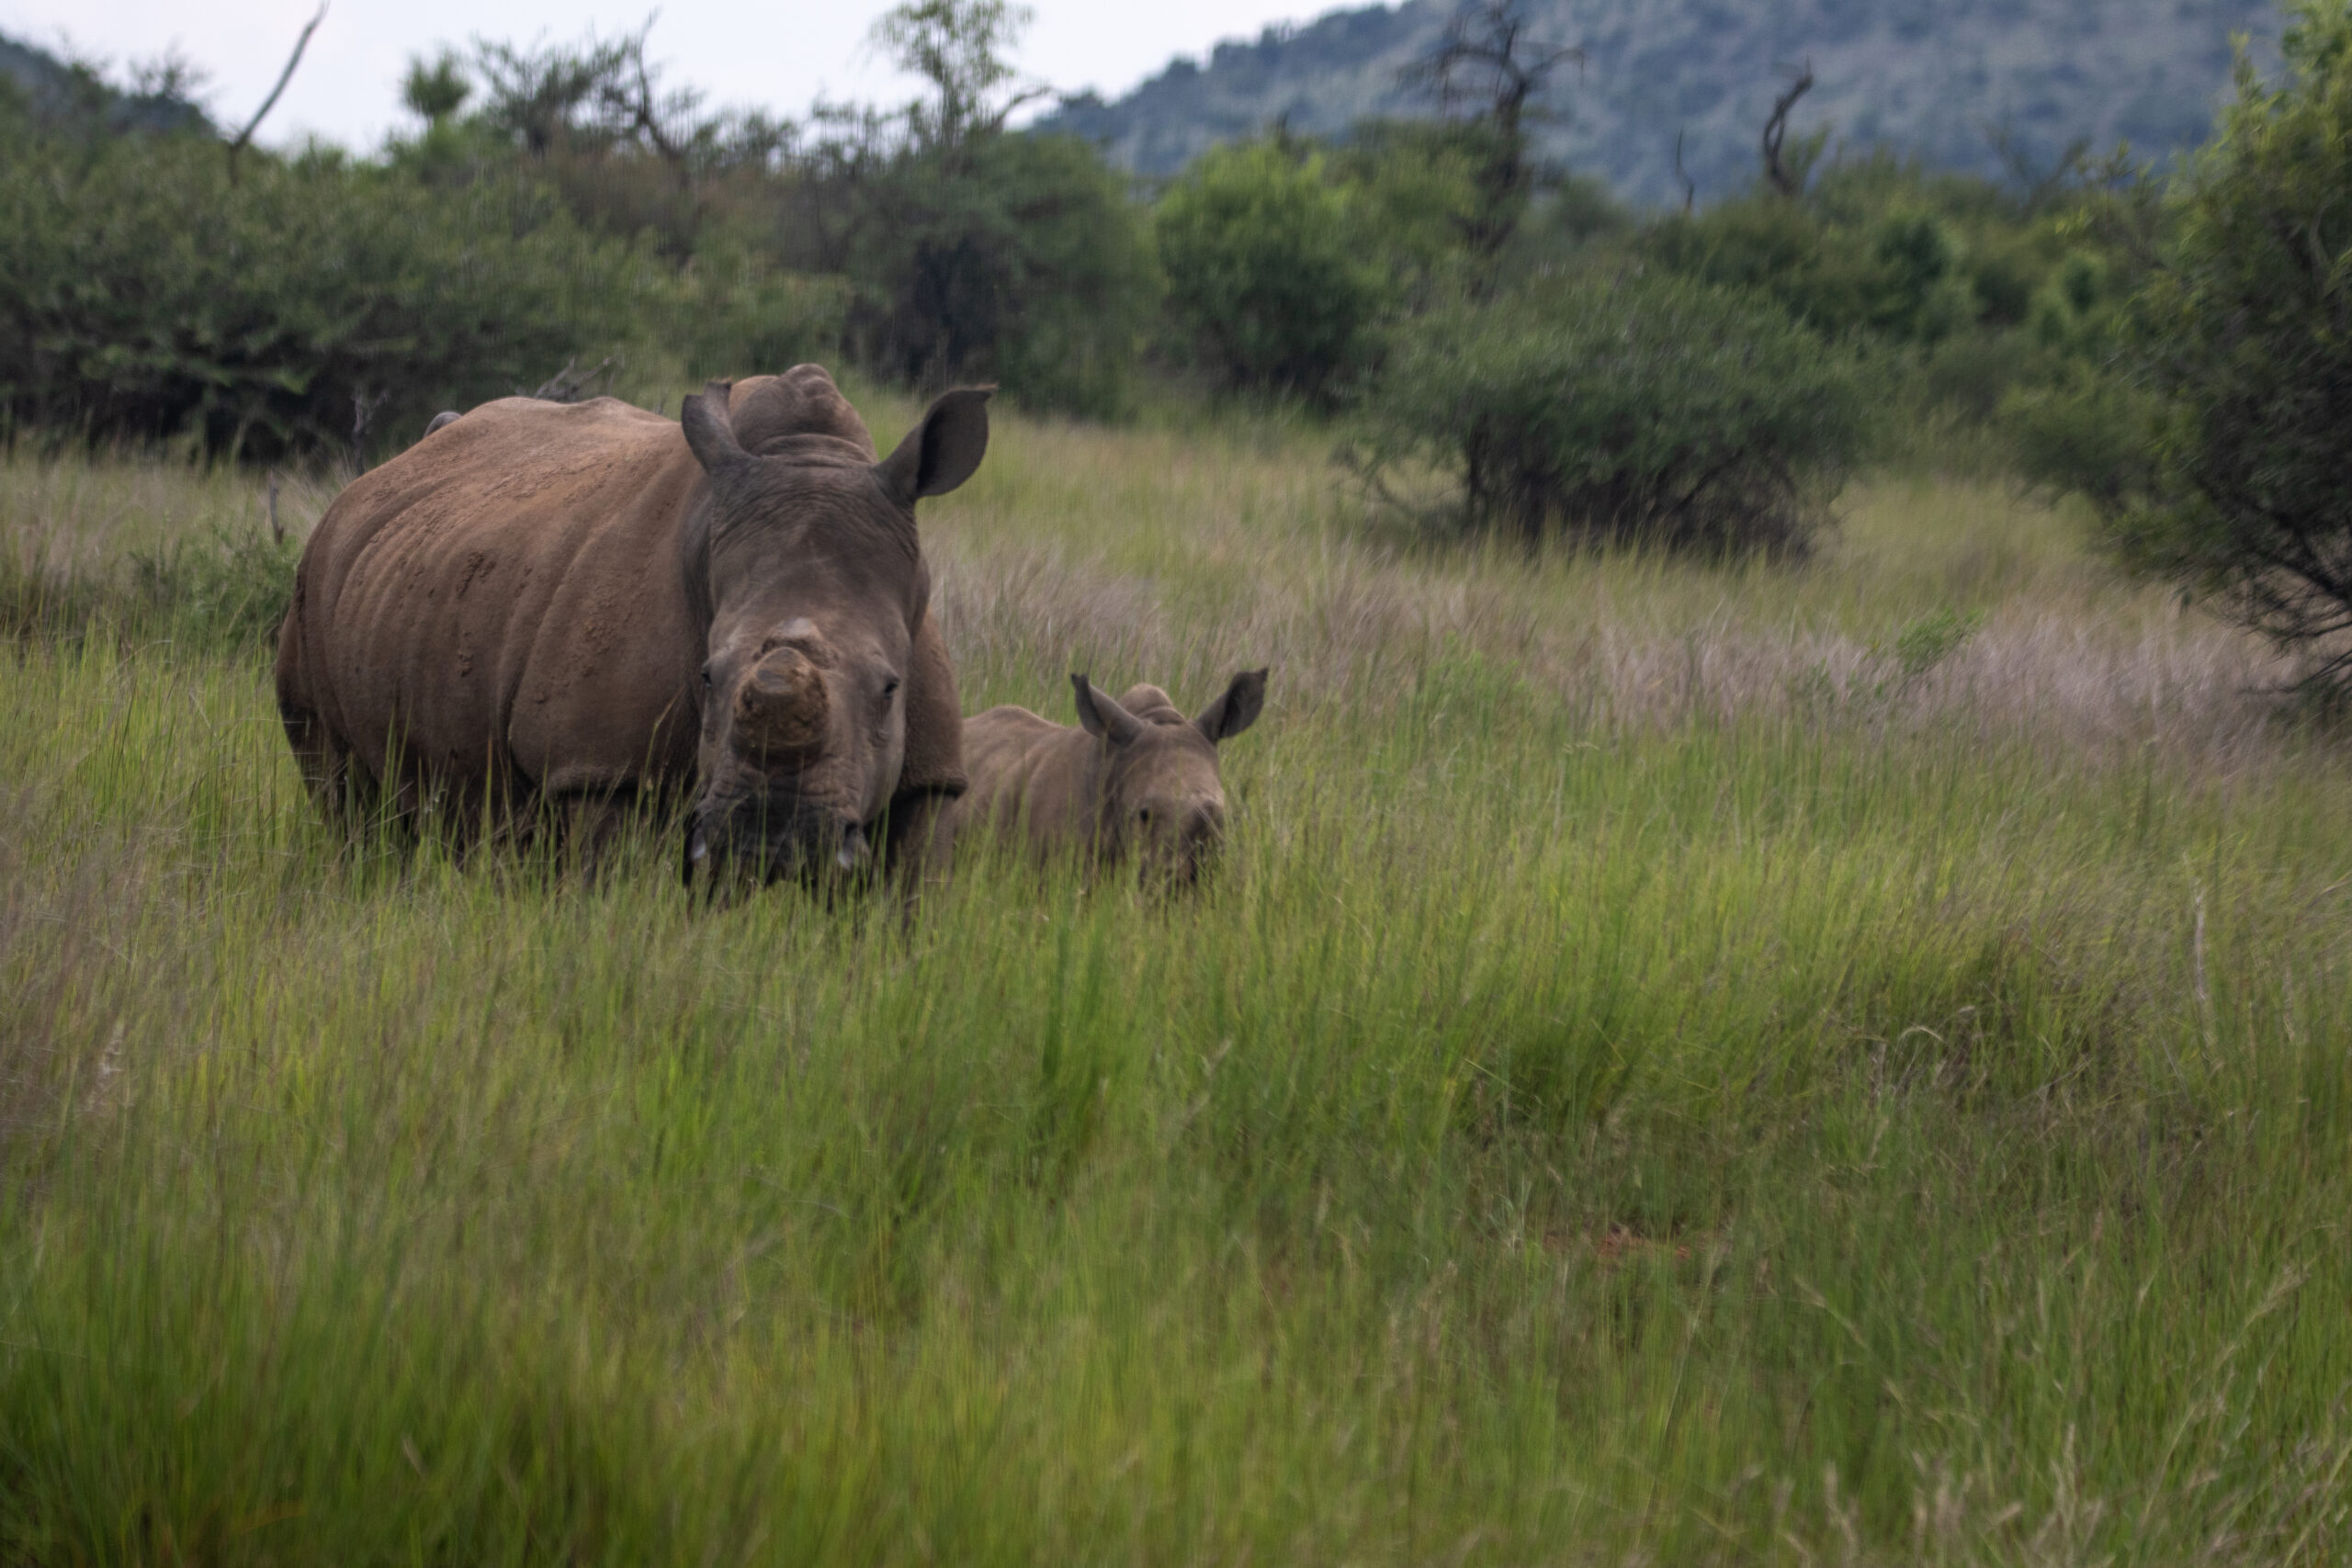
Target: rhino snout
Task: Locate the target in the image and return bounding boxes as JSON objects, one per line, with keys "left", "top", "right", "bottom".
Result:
{"left": 684, "top": 797, "right": 871, "bottom": 889}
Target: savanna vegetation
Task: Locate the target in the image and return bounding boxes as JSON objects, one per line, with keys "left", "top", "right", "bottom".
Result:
{"left": 7, "top": 378, "right": 2352, "bottom": 1565}
{"left": 7, "top": 0, "right": 2352, "bottom": 1562}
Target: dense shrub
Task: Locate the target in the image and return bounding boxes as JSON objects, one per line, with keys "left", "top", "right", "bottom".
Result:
{"left": 658, "top": 247, "right": 851, "bottom": 386}
{"left": 2075, "top": 0, "right": 2352, "bottom": 685}
{"left": 0, "top": 133, "right": 642, "bottom": 458}
{"left": 842, "top": 131, "right": 1158, "bottom": 417}
{"left": 1645, "top": 192, "right": 1977, "bottom": 346}
{"left": 1363, "top": 271, "right": 1870, "bottom": 555}
{"left": 1154, "top": 141, "right": 1388, "bottom": 400}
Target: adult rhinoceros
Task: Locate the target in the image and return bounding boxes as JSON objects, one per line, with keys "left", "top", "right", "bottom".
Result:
{"left": 273, "top": 365, "right": 985, "bottom": 883}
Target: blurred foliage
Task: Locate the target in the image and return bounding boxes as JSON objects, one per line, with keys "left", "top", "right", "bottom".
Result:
{"left": 1646, "top": 157, "right": 2055, "bottom": 347}
{"left": 0, "top": 0, "right": 2305, "bottom": 534}
{"left": 0, "top": 1, "right": 1148, "bottom": 457}
{"left": 1155, "top": 141, "right": 1388, "bottom": 400}
{"left": 2064, "top": 0, "right": 2352, "bottom": 689}
{"left": 1360, "top": 269, "right": 1871, "bottom": 556}
{"left": 827, "top": 129, "right": 1157, "bottom": 419}
{"left": 0, "top": 126, "right": 641, "bottom": 460}
{"left": 3, "top": 520, "right": 294, "bottom": 653}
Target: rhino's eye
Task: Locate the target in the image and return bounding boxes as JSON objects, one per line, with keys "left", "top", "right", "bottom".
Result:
{"left": 880, "top": 675, "right": 901, "bottom": 703}
{"left": 700, "top": 664, "right": 713, "bottom": 691}
{"left": 1137, "top": 807, "right": 1153, "bottom": 826}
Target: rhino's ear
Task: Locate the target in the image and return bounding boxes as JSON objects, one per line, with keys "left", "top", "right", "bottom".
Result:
{"left": 1195, "top": 668, "right": 1268, "bottom": 746}
{"left": 681, "top": 379, "right": 749, "bottom": 474}
{"left": 1071, "top": 673, "right": 1143, "bottom": 746}
{"left": 877, "top": 387, "right": 993, "bottom": 507}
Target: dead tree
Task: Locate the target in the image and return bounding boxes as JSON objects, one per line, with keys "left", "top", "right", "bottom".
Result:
{"left": 1761, "top": 61, "right": 1815, "bottom": 198}
{"left": 1399, "top": 0, "right": 1583, "bottom": 266}
{"left": 596, "top": 25, "right": 705, "bottom": 190}
{"left": 1673, "top": 130, "right": 1696, "bottom": 213}
{"left": 226, "top": 4, "right": 328, "bottom": 184}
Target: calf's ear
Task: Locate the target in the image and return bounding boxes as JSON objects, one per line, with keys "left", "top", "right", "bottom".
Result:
{"left": 682, "top": 379, "right": 749, "bottom": 474}
{"left": 1195, "top": 668, "right": 1268, "bottom": 745}
{"left": 1071, "top": 673, "right": 1143, "bottom": 746}
{"left": 877, "top": 387, "right": 993, "bottom": 506}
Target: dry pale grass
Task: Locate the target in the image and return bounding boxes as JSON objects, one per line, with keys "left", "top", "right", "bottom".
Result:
{"left": 0, "top": 409, "right": 2296, "bottom": 777}
{"left": 917, "top": 414, "right": 2293, "bottom": 774}
{"left": 0, "top": 452, "right": 338, "bottom": 579}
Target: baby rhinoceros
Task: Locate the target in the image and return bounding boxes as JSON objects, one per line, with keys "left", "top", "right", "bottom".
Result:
{"left": 945, "top": 670, "right": 1269, "bottom": 885}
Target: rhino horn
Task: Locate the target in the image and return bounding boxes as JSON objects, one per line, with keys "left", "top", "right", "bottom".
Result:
{"left": 735, "top": 649, "right": 830, "bottom": 754}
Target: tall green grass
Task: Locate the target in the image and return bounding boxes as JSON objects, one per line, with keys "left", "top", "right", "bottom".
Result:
{"left": 2, "top": 415, "right": 2348, "bottom": 1563}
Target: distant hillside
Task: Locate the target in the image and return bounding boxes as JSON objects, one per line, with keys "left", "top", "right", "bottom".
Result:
{"left": 1041, "top": 0, "right": 2283, "bottom": 204}
{"left": 0, "top": 31, "right": 211, "bottom": 135}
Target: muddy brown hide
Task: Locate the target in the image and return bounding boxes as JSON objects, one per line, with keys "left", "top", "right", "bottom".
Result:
{"left": 274, "top": 365, "right": 984, "bottom": 881}
{"left": 940, "top": 670, "right": 1268, "bottom": 884}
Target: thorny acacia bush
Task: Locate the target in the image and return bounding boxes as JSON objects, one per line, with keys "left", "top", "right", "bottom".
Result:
{"left": 1362, "top": 270, "right": 1871, "bottom": 556}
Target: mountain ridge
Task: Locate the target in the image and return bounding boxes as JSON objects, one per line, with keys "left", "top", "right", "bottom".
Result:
{"left": 1040, "top": 0, "right": 2284, "bottom": 204}
{"left": 0, "top": 31, "right": 212, "bottom": 135}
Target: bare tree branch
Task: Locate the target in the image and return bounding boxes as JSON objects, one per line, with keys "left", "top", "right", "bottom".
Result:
{"left": 1674, "top": 129, "right": 1695, "bottom": 213}
{"left": 227, "top": 3, "right": 328, "bottom": 183}
{"left": 1762, "top": 60, "right": 1815, "bottom": 198}
{"left": 1398, "top": 1, "right": 1583, "bottom": 268}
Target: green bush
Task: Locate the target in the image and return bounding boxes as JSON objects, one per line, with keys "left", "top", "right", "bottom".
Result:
{"left": 0, "top": 133, "right": 642, "bottom": 458}
{"left": 1644, "top": 195, "right": 1978, "bottom": 347}
{"left": 131, "top": 523, "right": 299, "bottom": 650}
{"left": 1154, "top": 140, "right": 1389, "bottom": 400}
{"left": 845, "top": 131, "right": 1158, "bottom": 418}
{"left": 654, "top": 247, "right": 851, "bottom": 385}
{"left": 1323, "top": 120, "right": 1487, "bottom": 295}
{"left": 1362, "top": 270, "right": 1870, "bottom": 555}
{"left": 2074, "top": 0, "right": 2352, "bottom": 684}
{"left": 3, "top": 521, "right": 294, "bottom": 653}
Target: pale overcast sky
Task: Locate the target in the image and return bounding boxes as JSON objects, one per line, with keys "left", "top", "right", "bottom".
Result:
{"left": 2, "top": 1, "right": 1330, "bottom": 151}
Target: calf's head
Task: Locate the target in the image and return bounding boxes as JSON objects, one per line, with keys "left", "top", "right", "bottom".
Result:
{"left": 1070, "top": 669, "right": 1268, "bottom": 885}
{"left": 680, "top": 378, "right": 988, "bottom": 886}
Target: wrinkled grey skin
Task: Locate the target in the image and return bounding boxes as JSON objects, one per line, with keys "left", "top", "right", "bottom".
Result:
{"left": 679, "top": 380, "right": 989, "bottom": 886}
{"left": 943, "top": 670, "right": 1269, "bottom": 886}
{"left": 279, "top": 368, "right": 982, "bottom": 889}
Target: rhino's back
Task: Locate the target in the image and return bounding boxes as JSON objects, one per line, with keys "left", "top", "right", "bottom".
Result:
{"left": 954, "top": 706, "right": 1098, "bottom": 847}
{"left": 283, "top": 396, "right": 704, "bottom": 802}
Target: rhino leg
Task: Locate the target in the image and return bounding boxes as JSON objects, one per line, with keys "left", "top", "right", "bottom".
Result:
{"left": 274, "top": 592, "right": 377, "bottom": 837}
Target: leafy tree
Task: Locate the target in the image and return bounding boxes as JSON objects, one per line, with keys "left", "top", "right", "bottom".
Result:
{"left": 1322, "top": 120, "right": 1629, "bottom": 298}
{"left": 768, "top": 0, "right": 1152, "bottom": 413}
{"left": 1396, "top": 0, "right": 1580, "bottom": 278}
{"left": 1155, "top": 141, "right": 1385, "bottom": 400}
{"left": 1645, "top": 175, "right": 1981, "bottom": 347}
{"left": 871, "top": 0, "right": 1046, "bottom": 163}
{"left": 2081, "top": 0, "right": 2352, "bottom": 686}
{"left": 1865, "top": 209, "right": 1975, "bottom": 344}
{"left": 400, "top": 51, "right": 472, "bottom": 125}
{"left": 847, "top": 130, "right": 1154, "bottom": 415}
{"left": 1325, "top": 120, "right": 1486, "bottom": 293}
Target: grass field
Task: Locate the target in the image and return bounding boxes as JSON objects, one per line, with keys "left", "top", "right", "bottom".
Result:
{"left": 3, "top": 399, "right": 2349, "bottom": 1564}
